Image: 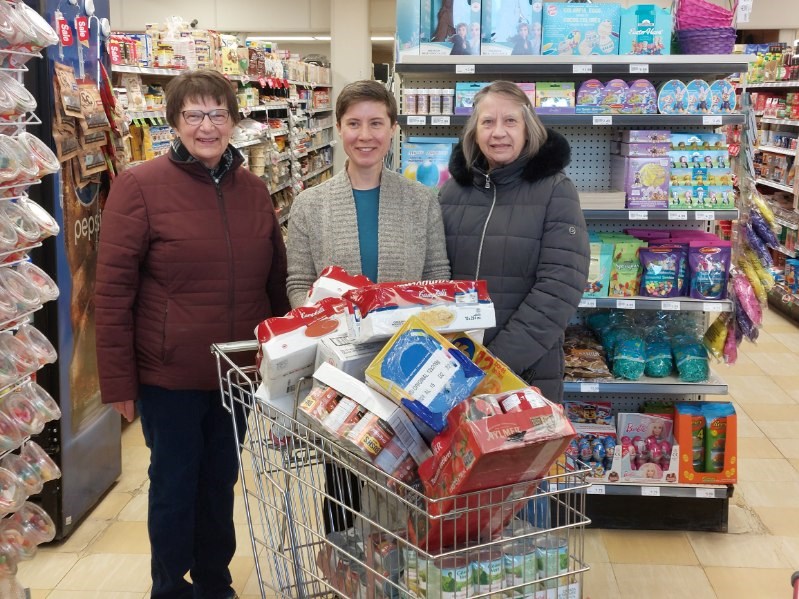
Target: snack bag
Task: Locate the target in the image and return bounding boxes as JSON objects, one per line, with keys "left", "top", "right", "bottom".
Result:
{"left": 608, "top": 240, "right": 645, "bottom": 297}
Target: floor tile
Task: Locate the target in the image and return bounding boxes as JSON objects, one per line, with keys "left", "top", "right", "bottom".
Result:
{"left": 749, "top": 352, "right": 799, "bottom": 376}
{"left": 584, "top": 528, "right": 610, "bottom": 563}
{"left": 773, "top": 438, "right": 799, "bottom": 459}
{"left": 117, "top": 492, "right": 148, "bottom": 522}
{"left": 230, "top": 555, "right": 256, "bottom": 595}
{"left": 754, "top": 507, "right": 799, "bottom": 537}
{"left": 41, "top": 519, "right": 107, "bottom": 554}
{"left": 727, "top": 504, "right": 767, "bottom": 535}
{"left": 724, "top": 375, "right": 795, "bottom": 405}
{"left": 27, "top": 591, "right": 49, "bottom": 599}
{"left": 688, "top": 532, "right": 792, "bottom": 568}
{"left": 710, "top": 351, "right": 767, "bottom": 376}
{"left": 738, "top": 458, "right": 799, "bottom": 482}
{"left": 732, "top": 407, "right": 765, "bottom": 438}
{"left": 55, "top": 554, "right": 151, "bottom": 592}
{"left": 86, "top": 492, "right": 133, "bottom": 521}
{"left": 740, "top": 403, "right": 799, "bottom": 421}
{"left": 774, "top": 536, "right": 799, "bottom": 565}
{"left": 757, "top": 420, "right": 799, "bottom": 439}
{"left": 112, "top": 467, "right": 150, "bottom": 494}
{"left": 738, "top": 437, "right": 782, "bottom": 458}
{"left": 582, "top": 561, "right": 620, "bottom": 598}
{"left": 17, "top": 551, "right": 79, "bottom": 589}
{"left": 736, "top": 481, "right": 799, "bottom": 509}
{"left": 47, "top": 592, "right": 148, "bottom": 599}
{"left": 121, "top": 419, "right": 147, "bottom": 448}
{"left": 89, "top": 521, "right": 150, "bottom": 554}
{"left": 610, "top": 564, "right": 716, "bottom": 599}
{"left": 121, "top": 446, "right": 151, "bottom": 472}
{"left": 772, "top": 376, "right": 799, "bottom": 402}
{"left": 705, "top": 566, "right": 794, "bottom": 599}
{"left": 600, "top": 530, "right": 698, "bottom": 565}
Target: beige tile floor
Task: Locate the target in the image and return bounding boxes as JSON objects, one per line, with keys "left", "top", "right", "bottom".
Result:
{"left": 17, "top": 308, "right": 799, "bottom": 598}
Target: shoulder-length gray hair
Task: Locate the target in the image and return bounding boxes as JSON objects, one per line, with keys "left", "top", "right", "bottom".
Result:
{"left": 461, "top": 80, "right": 548, "bottom": 170}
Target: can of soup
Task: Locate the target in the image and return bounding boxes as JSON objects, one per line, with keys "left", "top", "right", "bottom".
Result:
{"left": 469, "top": 549, "right": 504, "bottom": 595}
{"left": 535, "top": 536, "right": 569, "bottom": 589}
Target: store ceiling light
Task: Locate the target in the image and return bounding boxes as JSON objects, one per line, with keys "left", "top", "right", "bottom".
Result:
{"left": 249, "top": 36, "right": 317, "bottom": 41}
{"left": 370, "top": 36, "right": 394, "bottom": 41}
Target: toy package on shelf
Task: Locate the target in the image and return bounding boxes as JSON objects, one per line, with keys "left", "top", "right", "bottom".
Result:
{"left": 611, "top": 154, "right": 670, "bottom": 209}
{"left": 564, "top": 423, "right": 617, "bottom": 480}
{"left": 674, "top": 402, "right": 737, "bottom": 484}
{"left": 455, "top": 82, "right": 490, "bottom": 115}
{"left": 563, "top": 400, "right": 613, "bottom": 426}
{"left": 615, "top": 412, "right": 678, "bottom": 483}
{"left": 541, "top": 2, "right": 621, "bottom": 56}
{"left": 535, "top": 82, "right": 575, "bottom": 114}
{"left": 482, "top": 0, "right": 543, "bottom": 55}
{"left": 365, "top": 316, "right": 485, "bottom": 436}
{"left": 419, "top": 0, "right": 475, "bottom": 55}
{"left": 344, "top": 279, "right": 496, "bottom": 343}
{"left": 576, "top": 79, "right": 657, "bottom": 115}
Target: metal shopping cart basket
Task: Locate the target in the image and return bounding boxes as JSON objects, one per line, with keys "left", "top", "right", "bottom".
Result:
{"left": 213, "top": 340, "right": 592, "bottom": 599}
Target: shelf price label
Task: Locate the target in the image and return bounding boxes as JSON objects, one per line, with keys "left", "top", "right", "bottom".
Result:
{"left": 641, "top": 486, "right": 661, "bottom": 497}
{"left": 629, "top": 211, "right": 648, "bottom": 220}
{"left": 406, "top": 116, "right": 426, "bottom": 125}
{"left": 587, "top": 485, "right": 606, "bottom": 495}
{"left": 695, "top": 211, "right": 715, "bottom": 220}
{"left": 593, "top": 115, "right": 613, "bottom": 126}
{"left": 578, "top": 298, "right": 596, "bottom": 308}
{"left": 668, "top": 211, "right": 688, "bottom": 221}
{"left": 455, "top": 64, "right": 476, "bottom": 74}
{"left": 661, "top": 301, "right": 681, "bottom": 311}
{"left": 573, "top": 64, "right": 592, "bottom": 74}
{"left": 703, "top": 115, "right": 723, "bottom": 125}
{"left": 431, "top": 116, "right": 450, "bottom": 126}
{"left": 703, "top": 302, "right": 724, "bottom": 312}
{"left": 629, "top": 63, "right": 649, "bottom": 74}
{"left": 580, "top": 383, "right": 600, "bottom": 393}
{"left": 616, "top": 299, "right": 635, "bottom": 310}
{"left": 696, "top": 488, "right": 716, "bottom": 499}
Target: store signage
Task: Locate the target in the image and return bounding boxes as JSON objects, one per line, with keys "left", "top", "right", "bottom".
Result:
{"left": 57, "top": 17, "right": 74, "bottom": 46}
{"left": 75, "top": 16, "right": 89, "bottom": 44}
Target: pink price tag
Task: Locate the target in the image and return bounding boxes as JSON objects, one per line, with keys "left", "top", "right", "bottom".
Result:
{"left": 108, "top": 41, "right": 122, "bottom": 64}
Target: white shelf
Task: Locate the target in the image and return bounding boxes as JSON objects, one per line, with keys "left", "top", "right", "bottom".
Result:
{"left": 746, "top": 81, "right": 799, "bottom": 89}
{"left": 564, "top": 372, "right": 728, "bottom": 395}
{"left": 775, "top": 215, "right": 799, "bottom": 230}
{"left": 240, "top": 103, "right": 290, "bottom": 113}
{"left": 770, "top": 244, "right": 796, "bottom": 257}
{"left": 294, "top": 140, "right": 335, "bottom": 157}
{"left": 761, "top": 117, "right": 799, "bottom": 127}
{"left": 301, "top": 164, "right": 333, "bottom": 182}
{"left": 127, "top": 109, "right": 166, "bottom": 120}
{"left": 287, "top": 79, "right": 332, "bottom": 87}
{"left": 232, "top": 138, "right": 268, "bottom": 149}
{"left": 755, "top": 178, "right": 795, "bottom": 193}
{"left": 578, "top": 296, "right": 733, "bottom": 312}
{"left": 757, "top": 145, "right": 797, "bottom": 157}
{"left": 554, "top": 482, "right": 731, "bottom": 499}
{"left": 265, "top": 179, "right": 292, "bottom": 195}
{"left": 582, "top": 208, "right": 738, "bottom": 221}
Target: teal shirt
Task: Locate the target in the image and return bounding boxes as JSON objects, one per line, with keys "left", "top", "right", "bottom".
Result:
{"left": 353, "top": 187, "right": 380, "bottom": 282}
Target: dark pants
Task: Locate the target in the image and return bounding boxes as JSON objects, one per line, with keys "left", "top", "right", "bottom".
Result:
{"left": 323, "top": 462, "right": 361, "bottom": 534}
{"left": 138, "top": 385, "right": 247, "bottom": 599}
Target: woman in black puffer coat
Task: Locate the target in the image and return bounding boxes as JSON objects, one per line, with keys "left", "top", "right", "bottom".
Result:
{"left": 439, "top": 80, "right": 590, "bottom": 402}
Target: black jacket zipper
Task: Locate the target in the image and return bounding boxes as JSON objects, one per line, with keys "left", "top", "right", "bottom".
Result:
{"left": 214, "top": 176, "right": 236, "bottom": 342}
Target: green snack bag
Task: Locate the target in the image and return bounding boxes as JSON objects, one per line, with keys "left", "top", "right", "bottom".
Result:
{"left": 609, "top": 241, "right": 646, "bottom": 297}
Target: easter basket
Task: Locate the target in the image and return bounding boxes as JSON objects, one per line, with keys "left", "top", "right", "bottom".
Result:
{"left": 674, "top": 0, "right": 737, "bottom": 30}
{"left": 676, "top": 27, "right": 737, "bottom": 55}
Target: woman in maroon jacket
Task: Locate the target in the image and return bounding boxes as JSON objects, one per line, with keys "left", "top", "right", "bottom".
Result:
{"left": 95, "top": 70, "right": 290, "bottom": 599}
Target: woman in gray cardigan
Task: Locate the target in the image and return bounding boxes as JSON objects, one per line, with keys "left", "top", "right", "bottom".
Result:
{"left": 287, "top": 80, "right": 451, "bottom": 308}
{"left": 286, "top": 80, "right": 450, "bottom": 533}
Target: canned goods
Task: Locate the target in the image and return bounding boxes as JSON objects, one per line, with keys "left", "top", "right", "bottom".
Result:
{"left": 346, "top": 413, "right": 394, "bottom": 458}
{"left": 469, "top": 549, "right": 504, "bottom": 594}
{"left": 535, "top": 536, "right": 569, "bottom": 589}
{"left": 299, "top": 385, "right": 340, "bottom": 421}
{"left": 439, "top": 555, "right": 470, "bottom": 598}
{"left": 503, "top": 539, "right": 539, "bottom": 596}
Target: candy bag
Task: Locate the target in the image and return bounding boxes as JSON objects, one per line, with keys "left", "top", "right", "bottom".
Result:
{"left": 743, "top": 248, "right": 775, "bottom": 291}
{"left": 645, "top": 340, "right": 673, "bottom": 377}
{"left": 672, "top": 342, "right": 709, "bottom": 382}
{"left": 733, "top": 293, "right": 759, "bottom": 343}
{"left": 613, "top": 336, "right": 646, "bottom": 380}
{"left": 750, "top": 190, "right": 776, "bottom": 226}
{"left": 732, "top": 271, "right": 762, "bottom": 326}
{"left": 703, "top": 314, "right": 728, "bottom": 361}
{"left": 688, "top": 241, "right": 731, "bottom": 300}
{"left": 639, "top": 247, "right": 682, "bottom": 298}
{"left": 738, "top": 255, "right": 767, "bottom": 304}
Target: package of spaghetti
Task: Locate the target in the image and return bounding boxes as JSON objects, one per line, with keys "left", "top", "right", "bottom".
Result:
{"left": 344, "top": 280, "right": 496, "bottom": 343}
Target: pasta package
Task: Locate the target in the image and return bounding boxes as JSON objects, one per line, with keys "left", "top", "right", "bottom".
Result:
{"left": 344, "top": 280, "right": 496, "bottom": 343}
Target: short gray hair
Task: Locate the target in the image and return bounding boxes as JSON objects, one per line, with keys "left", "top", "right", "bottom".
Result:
{"left": 461, "top": 81, "right": 548, "bottom": 170}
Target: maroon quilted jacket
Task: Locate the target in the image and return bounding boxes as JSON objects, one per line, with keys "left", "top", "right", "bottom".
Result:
{"left": 95, "top": 150, "right": 290, "bottom": 404}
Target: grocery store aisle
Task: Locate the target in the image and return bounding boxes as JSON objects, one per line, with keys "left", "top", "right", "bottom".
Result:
{"left": 18, "top": 307, "right": 799, "bottom": 598}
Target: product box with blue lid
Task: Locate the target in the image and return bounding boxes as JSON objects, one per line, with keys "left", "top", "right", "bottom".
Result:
{"left": 481, "top": 0, "right": 543, "bottom": 56}
{"left": 365, "top": 316, "right": 485, "bottom": 434}
{"left": 541, "top": 2, "right": 621, "bottom": 56}
{"left": 401, "top": 137, "right": 459, "bottom": 188}
{"left": 618, "top": 4, "right": 672, "bottom": 55}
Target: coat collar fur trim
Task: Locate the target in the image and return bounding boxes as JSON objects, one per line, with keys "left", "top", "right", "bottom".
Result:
{"left": 448, "top": 128, "right": 571, "bottom": 187}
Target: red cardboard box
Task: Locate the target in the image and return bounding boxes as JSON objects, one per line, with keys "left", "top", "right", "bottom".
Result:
{"left": 409, "top": 390, "right": 576, "bottom": 551}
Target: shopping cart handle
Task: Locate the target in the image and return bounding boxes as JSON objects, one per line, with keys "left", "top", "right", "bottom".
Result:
{"left": 211, "top": 340, "right": 259, "bottom": 354}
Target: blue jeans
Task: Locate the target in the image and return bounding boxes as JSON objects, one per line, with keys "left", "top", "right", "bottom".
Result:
{"left": 138, "top": 385, "right": 246, "bottom": 599}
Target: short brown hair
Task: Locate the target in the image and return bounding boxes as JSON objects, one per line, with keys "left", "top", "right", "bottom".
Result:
{"left": 335, "top": 80, "right": 397, "bottom": 125}
{"left": 165, "top": 70, "right": 241, "bottom": 128}
{"left": 461, "top": 80, "right": 548, "bottom": 169}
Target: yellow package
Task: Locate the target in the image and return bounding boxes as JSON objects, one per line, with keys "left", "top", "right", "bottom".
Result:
{"left": 141, "top": 124, "right": 154, "bottom": 161}
{"left": 446, "top": 333, "right": 527, "bottom": 395}
{"left": 703, "top": 314, "right": 728, "bottom": 361}
{"left": 743, "top": 248, "right": 775, "bottom": 291}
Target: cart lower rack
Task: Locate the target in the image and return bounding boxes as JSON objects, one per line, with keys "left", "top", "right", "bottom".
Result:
{"left": 213, "top": 341, "right": 592, "bottom": 599}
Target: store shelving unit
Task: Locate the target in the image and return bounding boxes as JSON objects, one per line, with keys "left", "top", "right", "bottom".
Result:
{"left": 110, "top": 64, "right": 335, "bottom": 223}
{"left": 395, "top": 54, "right": 744, "bottom": 532}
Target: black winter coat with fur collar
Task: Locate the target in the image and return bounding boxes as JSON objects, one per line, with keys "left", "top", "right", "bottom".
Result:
{"left": 438, "top": 129, "right": 589, "bottom": 401}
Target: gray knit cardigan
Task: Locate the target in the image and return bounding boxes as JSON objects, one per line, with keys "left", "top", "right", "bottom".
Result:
{"left": 287, "top": 166, "right": 451, "bottom": 307}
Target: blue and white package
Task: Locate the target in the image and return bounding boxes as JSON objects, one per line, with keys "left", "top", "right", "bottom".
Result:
{"left": 481, "top": 0, "right": 543, "bottom": 56}
{"left": 618, "top": 4, "right": 672, "bottom": 56}
{"left": 365, "top": 316, "right": 485, "bottom": 434}
{"left": 400, "top": 137, "right": 459, "bottom": 188}
{"left": 541, "top": 2, "right": 621, "bottom": 56}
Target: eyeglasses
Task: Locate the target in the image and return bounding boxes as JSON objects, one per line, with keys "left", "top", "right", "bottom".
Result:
{"left": 181, "top": 109, "right": 230, "bottom": 126}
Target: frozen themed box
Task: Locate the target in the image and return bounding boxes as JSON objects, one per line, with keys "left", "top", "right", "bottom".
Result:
{"left": 420, "top": 0, "right": 482, "bottom": 55}
{"left": 481, "top": 0, "right": 543, "bottom": 56}
{"left": 541, "top": 2, "right": 620, "bottom": 56}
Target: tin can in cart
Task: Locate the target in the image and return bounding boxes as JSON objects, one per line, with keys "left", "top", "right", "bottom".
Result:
{"left": 536, "top": 536, "right": 569, "bottom": 589}
{"left": 503, "top": 537, "right": 539, "bottom": 596}
{"left": 417, "top": 554, "right": 470, "bottom": 598}
{"left": 469, "top": 549, "right": 505, "bottom": 595}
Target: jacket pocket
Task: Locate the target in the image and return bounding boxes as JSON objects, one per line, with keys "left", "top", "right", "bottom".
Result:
{"left": 160, "top": 300, "right": 170, "bottom": 363}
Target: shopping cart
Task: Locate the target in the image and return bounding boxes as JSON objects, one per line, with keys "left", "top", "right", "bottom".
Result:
{"left": 213, "top": 340, "right": 592, "bottom": 599}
